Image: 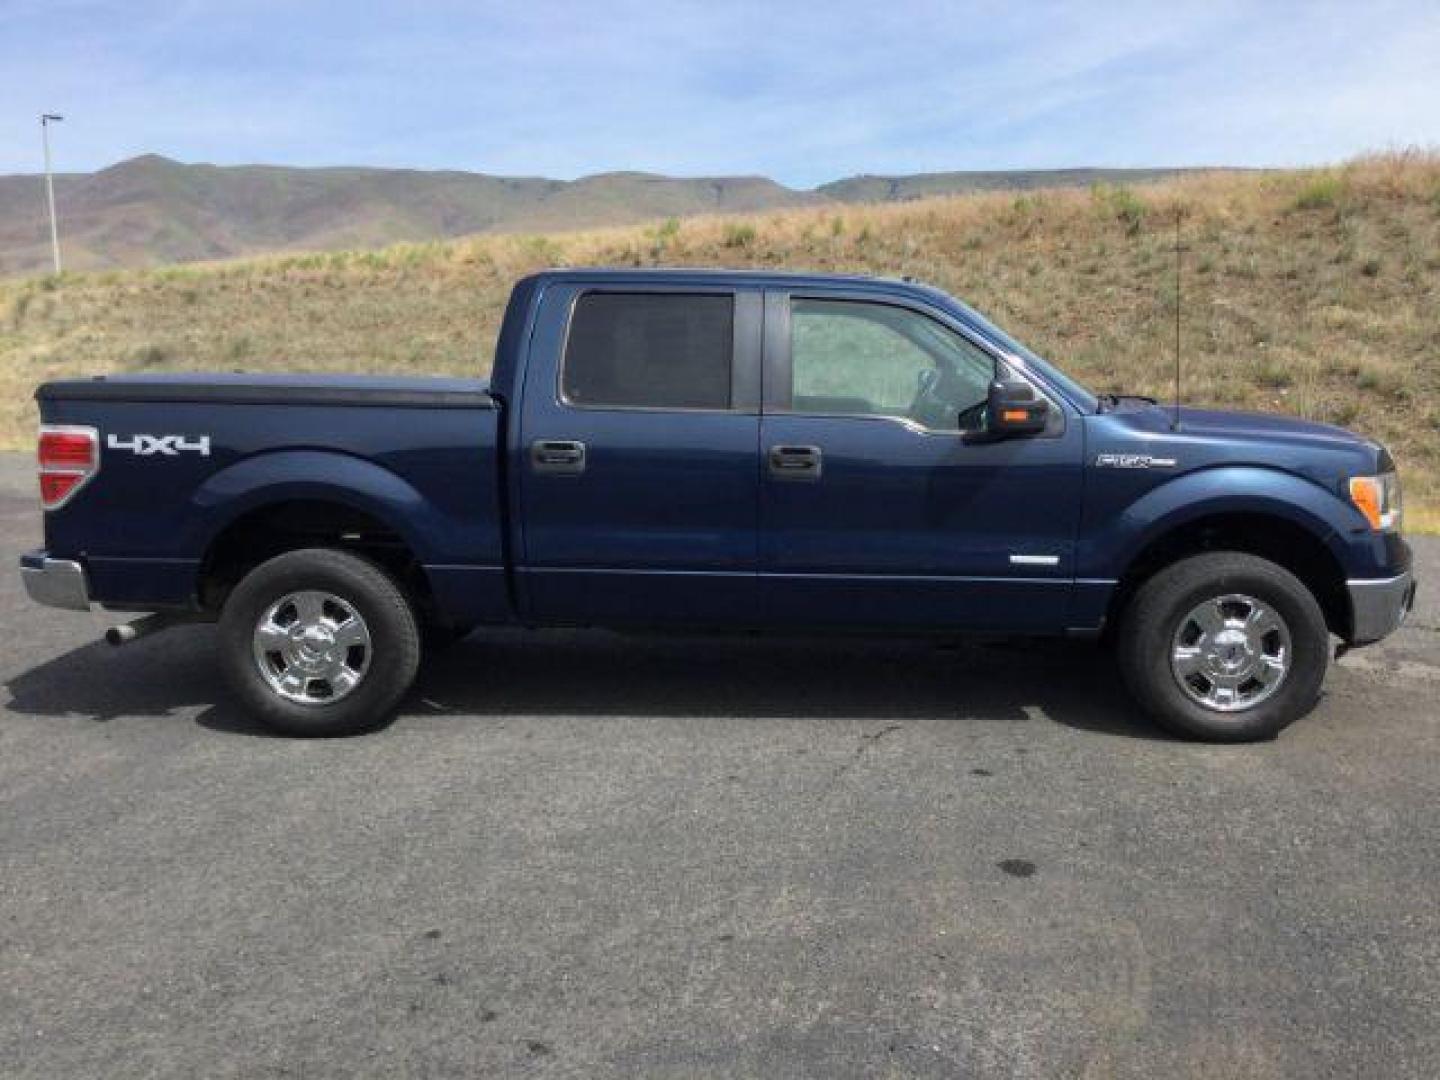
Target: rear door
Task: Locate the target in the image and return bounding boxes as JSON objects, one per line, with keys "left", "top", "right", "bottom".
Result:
{"left": 516, "top": 282, "right": 762, "bottom": 625}
{"left": 758, "top": 288, "right": 1084, "bottom": 631}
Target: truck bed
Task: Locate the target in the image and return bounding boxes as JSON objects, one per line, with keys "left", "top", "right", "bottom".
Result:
{"left": 36, "top": 372, "right": 508, "bottom": 623}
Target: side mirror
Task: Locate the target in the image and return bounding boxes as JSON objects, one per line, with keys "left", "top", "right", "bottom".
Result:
{"left": 985, "top": 379, "right": 1049, "bottom": 437}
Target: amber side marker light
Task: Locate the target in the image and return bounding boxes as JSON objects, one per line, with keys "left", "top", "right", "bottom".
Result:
{"left": 1348, "top": 473, "right": 1402, "bottom": 532}
{"left": 1002, "top": 409, "right": 1030, "bottom": 423}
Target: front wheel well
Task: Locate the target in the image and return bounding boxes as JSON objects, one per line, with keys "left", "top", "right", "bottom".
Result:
{"left": 197, "top": 500, "right": 437, "bottom": 621}
{"left": 1106, "top": 513, "right": 1350, "bottom": 641}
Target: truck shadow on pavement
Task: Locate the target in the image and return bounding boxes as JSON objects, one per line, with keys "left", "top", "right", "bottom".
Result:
{"left": 4, "top": 624, "right": 1168, "bottom": 740}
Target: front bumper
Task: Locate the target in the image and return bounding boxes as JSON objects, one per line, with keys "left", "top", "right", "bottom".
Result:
{"left": 1347, "top": 570, "right": 1415, "bottom": 645}
{"left": 20, "top": 551, "right": 91, "bottom": 612}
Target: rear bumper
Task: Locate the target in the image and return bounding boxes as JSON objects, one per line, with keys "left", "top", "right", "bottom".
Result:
{"left": 20, "top": 551, "right": 91, "bottom": 612}
{"left": 1347, "top": 570, "right": 1415, "bottom": 645}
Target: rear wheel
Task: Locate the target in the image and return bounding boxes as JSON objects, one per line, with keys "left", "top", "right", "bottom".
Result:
{"left": 1117, "top": 552, "right": 1329, "bottom": 741}
{"left": 218, "top": 548, "right": 420, "bottom": 736}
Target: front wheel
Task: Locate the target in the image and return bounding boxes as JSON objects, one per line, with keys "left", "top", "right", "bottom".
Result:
{"left": 1117, "top": 552, "right": 1330, "bottom": 742}
{"left": 218, "top": 548, "right": 421, "bottom": 736}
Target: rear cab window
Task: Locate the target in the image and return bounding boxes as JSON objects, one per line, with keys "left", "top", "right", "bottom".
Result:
{"left": 562, "top": 292, "right": 734, "bottom": 410}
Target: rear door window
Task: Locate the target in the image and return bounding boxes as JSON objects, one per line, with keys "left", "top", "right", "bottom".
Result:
{"left": 563, "top": 292, "right": 734, "bottom": 410}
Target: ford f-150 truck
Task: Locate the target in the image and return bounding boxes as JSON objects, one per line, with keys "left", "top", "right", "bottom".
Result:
{"left": 21, "top": 269, "right": 1415, "bottom": 740}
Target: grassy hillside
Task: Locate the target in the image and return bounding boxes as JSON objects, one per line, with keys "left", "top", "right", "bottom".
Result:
{"left": 816, "top": 167, "right": 1219, "bottom": 203}
{"left": 3, "top": 153, "right": 1437, "bottom": 523}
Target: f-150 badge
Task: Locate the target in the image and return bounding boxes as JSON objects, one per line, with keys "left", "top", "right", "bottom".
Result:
{"left": 107, "top": 433, "right": 211, "bottom": 457}
{"left": 1095, "top": 453, "right": 1177, "bottom": 469}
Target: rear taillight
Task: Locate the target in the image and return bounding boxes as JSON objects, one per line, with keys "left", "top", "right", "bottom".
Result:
{"left": 38, "top": 425, "right": 100, "bottom": 510}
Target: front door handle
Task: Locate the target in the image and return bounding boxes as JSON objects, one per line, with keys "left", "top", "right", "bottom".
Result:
{"left": 768, "top": 444, "right": 822, "bottom": 481}
{"left": 530, "top": 439, "right": 586, "bottom": 475}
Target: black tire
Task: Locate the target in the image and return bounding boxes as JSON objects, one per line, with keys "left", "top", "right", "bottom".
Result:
{"left": 1117, "top": 552, "right": 1329, "bottom": 742}
{"left": 218, "top": 548, "right": 420, "bottom": 736}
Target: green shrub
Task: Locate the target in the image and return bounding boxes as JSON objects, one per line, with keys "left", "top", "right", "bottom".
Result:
{"left": 131, "top": 343, "right": 174, "bottom": 368}
{"left": 8, "top": 291, "right": 32, "bottom": 330}
{"left": 520, "top": 236, "right": 564, "bottom": 264}
{"left": 722, "top": 223, "right": 757, "bottom": 249}
{"left": 1293, "top": 175, "right": 1344, "bottom": 211}
{"left": 648, "top": 217, "right": 681, "bottom": 258}
{"left": 1111, "top": 189, "right": 1147, "bottom": 236}
{"left": 1253, "top": 356, "right": 1294, "bottom": 389}
{"left": 1092, "top": 184, "right": 1147, "bottom": 236}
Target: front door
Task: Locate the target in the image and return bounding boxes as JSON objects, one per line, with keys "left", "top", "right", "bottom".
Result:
{"left": 517, "top": 284, "right": 762, "bottom": 625}
{"left": 759, "top": 290, "right": 1084, "bottom": 631}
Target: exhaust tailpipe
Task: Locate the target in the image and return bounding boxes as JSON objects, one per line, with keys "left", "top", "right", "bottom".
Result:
{"left": 105, "top": 613, "right": 199, "bottom": 647}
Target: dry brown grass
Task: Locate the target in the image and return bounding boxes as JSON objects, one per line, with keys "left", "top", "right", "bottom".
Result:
{"left": 3, "top": 152, "right": 1438, "bottom": 523}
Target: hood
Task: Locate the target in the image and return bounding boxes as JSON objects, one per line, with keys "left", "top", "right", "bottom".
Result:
{"left": 1170, "top": 406, "right": 1377, "bottom": 452}
{"left": 1090, "top": 402, "right": 1389, "bottom": 489}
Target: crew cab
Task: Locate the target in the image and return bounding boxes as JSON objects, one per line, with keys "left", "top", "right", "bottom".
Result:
{"left": 21, "top": 269, "right": 1415, "bottom": 740}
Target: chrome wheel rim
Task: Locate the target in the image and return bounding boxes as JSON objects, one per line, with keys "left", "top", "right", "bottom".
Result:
{"left": 1170, "top": 593, "right": 1291, "bottom": 713}
{"left": 252, "top": 591, "right": 371, "bottom": 705}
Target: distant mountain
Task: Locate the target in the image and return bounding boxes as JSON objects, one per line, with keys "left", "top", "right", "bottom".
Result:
{"left": 0, "top": 155, "right": 1210, "bottom": 275}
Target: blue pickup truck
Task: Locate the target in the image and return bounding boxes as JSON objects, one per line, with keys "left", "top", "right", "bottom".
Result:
{"left": 22, "top": 269, "right": 1414, "bottom": 740}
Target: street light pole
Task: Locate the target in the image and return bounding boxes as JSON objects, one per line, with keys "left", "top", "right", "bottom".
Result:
{"left": 41, "top": 113, "right": 64, "bottom": 275}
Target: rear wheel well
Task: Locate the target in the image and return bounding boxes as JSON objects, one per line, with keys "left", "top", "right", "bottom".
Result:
{"left": 1107, "top": 513, "right": 1350, "bottom": 641}
{"left": 198, "top": 500, "right": 437, "bottom": 622}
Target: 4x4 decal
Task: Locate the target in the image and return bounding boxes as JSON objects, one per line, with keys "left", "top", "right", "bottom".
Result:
{"left": 106, "top": 433, "right": 211, "bottom": 457}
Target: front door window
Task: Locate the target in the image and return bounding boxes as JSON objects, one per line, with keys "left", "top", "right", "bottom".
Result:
{"left": 789, "top": 299, "right": 996, "bottom": 432}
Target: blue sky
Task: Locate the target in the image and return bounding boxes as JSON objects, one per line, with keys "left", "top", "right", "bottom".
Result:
{"left": 3, "top": 0, "right": 1439, "bottom": 186}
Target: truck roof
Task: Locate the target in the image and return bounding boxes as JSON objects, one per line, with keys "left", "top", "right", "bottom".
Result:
{"left": 522, "top": 267, "right": 941, "bottom": 293}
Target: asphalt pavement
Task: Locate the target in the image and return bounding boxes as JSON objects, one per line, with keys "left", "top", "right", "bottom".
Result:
{"left": 1, "top": 453, "right": 1437, "bottom": 1078}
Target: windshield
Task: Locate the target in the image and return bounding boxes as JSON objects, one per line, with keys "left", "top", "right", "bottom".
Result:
{"left": 944, "top": 296, "right": 1099, "bottom": 413}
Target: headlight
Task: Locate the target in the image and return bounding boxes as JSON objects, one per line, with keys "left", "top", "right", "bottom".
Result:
{"left": 1348, "top": 471, "right": 1403, "bottom": 532}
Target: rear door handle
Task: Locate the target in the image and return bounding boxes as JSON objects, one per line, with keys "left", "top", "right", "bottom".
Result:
{"left": 530, "top": 439, "right": 586, "bottom": 475}
{"left": 768, "top": 444, "right": 822, "bottom": 481}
